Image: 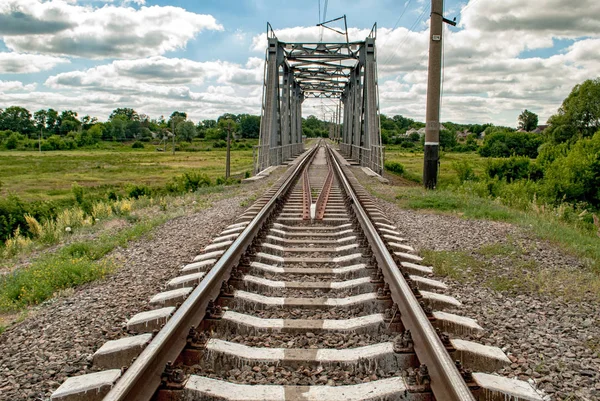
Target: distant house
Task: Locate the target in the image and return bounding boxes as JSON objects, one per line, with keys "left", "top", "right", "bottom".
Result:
{"left": 532, "top": 125, "right": 548, "bottom": 134}
{"left": 404, "top": 128, "right": 419, "bottom": 137}
{"left": 403, "top": 124, "right": 446, "bottom": 137}
{"left": 517, "top": 128, "right": 528, "bottom": 133}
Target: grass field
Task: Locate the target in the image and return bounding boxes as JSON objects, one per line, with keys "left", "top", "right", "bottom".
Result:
{"left": 383, "top": 146, "right": 488, "bottom": 186}
{"left": 0, "top": 141, "right": 256, "bottom": 201}
{"left": 373, "top": 146, "right": 600, "bottom": 276}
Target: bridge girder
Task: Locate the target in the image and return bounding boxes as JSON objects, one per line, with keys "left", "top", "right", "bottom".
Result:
{"left": 255, "top": 22, "right": 383, "bottom": 175}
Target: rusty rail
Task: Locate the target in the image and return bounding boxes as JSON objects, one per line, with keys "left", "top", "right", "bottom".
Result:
{"left": 314, "top": 165, "right": 333, "bottom": 220}
{"left": 302, "top": 167, "right": 312, "bottom": 220}
{"left": 102, "top": 145, "right": 318, "bottom": 401}
{"left": 327, "top": 144, "right": 475, "bottom": 401}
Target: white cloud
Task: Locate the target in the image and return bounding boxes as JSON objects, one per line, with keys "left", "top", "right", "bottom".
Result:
{"left": 38, "top": 56, "right": 264, "bottom": 120}
{"left": 0, "top": 80, "right": 37, "bottom": 92}
{"left": 0, "top": 0, "right": 223, "bottom": 59}
{"left": 246, "top": 1, "right": 600, "bottom": 125}
{"left": 45, "top": 56, "right": 262, "bottom": 89}
{"left": 0, "top": 52, "right": 70, "bottom": 73}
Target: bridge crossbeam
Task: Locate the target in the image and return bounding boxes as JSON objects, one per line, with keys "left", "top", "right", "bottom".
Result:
{"left": 255, "top": 22, "right": 383, "bottom": 175}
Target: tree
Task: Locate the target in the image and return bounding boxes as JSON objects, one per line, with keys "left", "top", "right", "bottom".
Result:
{"left": 546, "top": 78, "right": 600, "bottom": 144}
{"left": 58, "top": 110, "right": 80, "bottom": 135}
{"left": 439, "top": 129, "right": 458, "bottom": 150}
{"left": 239, "top": 114, "right": 260, "bottom": 138}
{"left": 0, "top": 106, "right": 34, "bottom": 135}
{"left": 33, "top": 109, "right": 47, "bottom": 133}
{"left": 46, "top": 109, "right": 60, "bottom": 134}
{"left": 518, "top": 109, "right": 539, "bottom": 132}
{"left": 479, "top": 130, "right": 544, "bottom": 158}
{"left": 176, "top": 121, "right": 197, "bottom": 142}
{"left": 168, "top": 111, "right": 187, "bottom": 128}
{"left": 81, "top": 115, "right": 98, "bottom": 130}
{"left": 109, "top": 115, "right": 127, "bottom": 141}
{"left": 110, "top": 108, "right": 139, "bottom": 122}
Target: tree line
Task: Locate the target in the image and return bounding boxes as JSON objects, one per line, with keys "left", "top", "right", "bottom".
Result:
{"left": 0, "top": 107, "right": 262, "bottom": 150}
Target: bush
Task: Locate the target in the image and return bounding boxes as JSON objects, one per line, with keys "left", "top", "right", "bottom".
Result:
{"left": 131, "top": 141, "right": 145, "bottom": 149}
{"left": 479, "top": 131, "right": 543, "bottom": 158}
{"left": 107, "top": 190, "right": 119, "bottom": 202}
{"left": 452, "top": 160, "right": 477, "bottom": 183}
{"left": 216, "top": 177, "right": 240, "bottom": 185}
{"left": 167, "top": 172, "right": 212, "bottom": 193}
{"left": 0, "top": 196, "right": 58, "bottom": 242}
{"left": 540, "top": 131, "right": 600, "bottom": 207}
{"left": 485, "top": 157, "right": 543, "bottom": 182}
{"left": 72, "top": 183, "right": 92, "bottom": 215}
{"left": 127, "top": 184, "right": 152, "bottom": 199}
{"left": 5, "top": 132, "right": 22, "bottom": 150}
{"left": 384, "top": 161, "right": 405, "bottom": 175}
{"left": 213, "top": 140, "right": 226, "bottom": 148}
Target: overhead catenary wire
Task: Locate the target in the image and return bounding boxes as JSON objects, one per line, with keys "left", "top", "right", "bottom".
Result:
{"left": 381, "top": 3, "right": 431, "bottom": 67}
{"left": 378, "top": 0, "right": 414, "bottom": 50}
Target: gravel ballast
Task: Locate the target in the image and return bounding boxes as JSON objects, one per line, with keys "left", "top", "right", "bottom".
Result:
{"left": 0, "top": 183, "right": 271, "bottom": 401}
{"left": 363, "top": 171, "right": 600, "bottom": 401}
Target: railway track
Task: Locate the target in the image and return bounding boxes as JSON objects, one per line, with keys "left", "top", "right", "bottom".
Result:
{"left": 51, "top": 142, "right": 543, "bottom": 401}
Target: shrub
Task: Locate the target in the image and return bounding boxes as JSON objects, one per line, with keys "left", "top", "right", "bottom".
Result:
{"left": 107, "top": 190, "right": 119, "bottom": 202}
{"left": 131, "top": 141, "right": 145, "bottom": 149}
{"left": 5, "top": 132, "right": 22, "bottom": 150}
{"left": 540, "top": 131, "right": 600, "bottom": 207}
{"left": 485, "top": 157, "right": 543, "bottom": 182}
{"left": 128, "top": 184, "right": 152, "bottom": 199}
{"left": 216, "top": 177, "right": 240, "bottom": 186}
{"left": 452, "top": 160, "right": 477, "bottom": 183}
{"left": 72, "top": 183, "right": 92, "bottom": 215}
{"left": 213, "top": 140, "right": 226, "bottom": 148}
{"left": 183, "top": 172, "right": 212, "bottom": 191}
{"left": 0, "top": 195, "right": 28, "bottom": 242}
{"left": 384, "top": 161, "right": 405, "bottom": 175}
{"left": 167, "top": 172, "right": 212, "bottom": 193}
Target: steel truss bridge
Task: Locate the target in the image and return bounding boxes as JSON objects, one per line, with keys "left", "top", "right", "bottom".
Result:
{"left": 254, "top": 21, "right": 384, "bottom": 175}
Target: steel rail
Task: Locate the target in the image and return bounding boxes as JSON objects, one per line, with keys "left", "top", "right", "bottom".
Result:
{"left": 327, "top": 145, "right": 475, "bottom": 401}
{"left": 103, "top": 145, "right": 318, "bottom": 401}
{"left": 314, "top": 166, "right": 333, "bottom": 220}
{"left": 302, "top": 167, "right": 312, "bottom": 220}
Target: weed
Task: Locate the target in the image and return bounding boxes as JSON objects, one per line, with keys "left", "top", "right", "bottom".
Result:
{"left": 91, "top": 202, "right": 113, "bottom": 220}
{"left": 0, "top": 217, "right": 165, "bottom": 312}
{"left": 421, "top": 249, "right": 483, "bottom": 281}
{"left": 24, "top": 214, "right": 43, "bottom": 238}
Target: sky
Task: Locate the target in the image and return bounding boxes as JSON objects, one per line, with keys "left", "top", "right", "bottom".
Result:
{"left": 0, "top": 0, "right": 599, "bottom": 127}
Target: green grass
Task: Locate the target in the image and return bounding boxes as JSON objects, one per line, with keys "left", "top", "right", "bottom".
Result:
{"left": 0, "top": 216, "right": 166, "bottom": 312}
{"left": 0, "top": 140, "right": 256, "bottom": 202}
{"left": 381, "top": 184, "right": 599, "bottom": 273}
{"left": 422, "top": 240, "right": 600, "bottom": 301}
{"left": 384, "top": 148, "right": 488, "bottom": 186}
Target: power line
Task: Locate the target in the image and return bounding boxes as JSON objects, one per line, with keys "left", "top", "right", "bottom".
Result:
{"left": 379, "top": 0, "right": 414, "bottom": 49}
{"left": 381, "top": 3, "right": 431, "bottom": 67}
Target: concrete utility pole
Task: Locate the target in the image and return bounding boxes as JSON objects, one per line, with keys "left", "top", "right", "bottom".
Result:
{"left": 423, "top": 0, "right": 444, "bottom": 189}
{"left": 225, "top": 121, "right": 232, "bottom": 179}
{"left": 172, "top": 119, "right": 175, "bottom": 155}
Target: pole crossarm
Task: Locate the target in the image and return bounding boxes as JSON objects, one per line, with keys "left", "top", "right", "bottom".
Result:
{"left": 255, "top": 21, "right": 383, "bottom": 175}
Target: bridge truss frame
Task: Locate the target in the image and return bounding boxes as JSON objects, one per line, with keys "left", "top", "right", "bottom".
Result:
{"left": 254, "top": 21, "right": 384, "bottom": 175}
